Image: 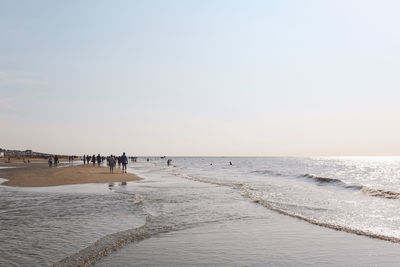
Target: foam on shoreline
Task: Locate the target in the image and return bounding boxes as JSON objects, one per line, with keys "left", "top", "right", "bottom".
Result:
{"left": 0, "top": 178, "right": 9, "bottom": 184}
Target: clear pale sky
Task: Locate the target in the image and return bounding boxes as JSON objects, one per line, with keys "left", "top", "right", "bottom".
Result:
{"left": 1, "top": 0, "right": 400, "bottom": 156}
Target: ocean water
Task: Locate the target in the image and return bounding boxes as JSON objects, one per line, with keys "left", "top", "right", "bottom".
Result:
{"left": 168, "top": 157, "right": 400, "bottom": 241}
{"left": 2, "top": 157, "right": 400, "bottom": 266}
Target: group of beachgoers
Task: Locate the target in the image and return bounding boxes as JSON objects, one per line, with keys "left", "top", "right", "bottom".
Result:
{"left": 82, "top": 153, "right": 129, "bottom": 173}
{"left": 82, "top": 154, "right": 104, "bottom": 166}
{"left": 48, "top": 154, "right": 231, "bottom": 171}
{"left": 48, "top": 155, "right": 59, "bottom": 167}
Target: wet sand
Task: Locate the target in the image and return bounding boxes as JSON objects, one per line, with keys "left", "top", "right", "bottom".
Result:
{"left": 97, "top": 215, "right": 400, "bottom": 267}
{"left": 0, "top": 164, "right": 141, "bottom": 187}
{"left": 1, "top": 157, "right": 69, "bottom": 164}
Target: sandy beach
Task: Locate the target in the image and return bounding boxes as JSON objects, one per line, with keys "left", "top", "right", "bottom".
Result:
{"left": 0, "top": 163, "right": 141, "bottom": 187}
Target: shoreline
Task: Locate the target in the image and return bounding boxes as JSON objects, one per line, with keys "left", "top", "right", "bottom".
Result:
{"left": 0, "top": 163, "right": 141, "bottom": 187}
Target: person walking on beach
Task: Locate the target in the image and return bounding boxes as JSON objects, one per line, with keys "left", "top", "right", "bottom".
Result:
{"left": 97, "top": 154, "right": 101, "bottom": 167}
{"left": 91, "top": 155, "right": 96, "bottom": 166}
{"left": 48, "top": 156, "right": 53, "bottom": 167}
{"left": 109, "top": 155, "right": 116, "bottom": 173}
{"left": 121, "top": 152, "right": 128, "bottom": 173}
{"left": 83, "top": 155, "right": 86, "bottom": 165}
{"left": 54, "top": 155, "right": 59, "bottom": 166}
{"left": 86, "top": 155, "right": 90, "bottom": 164}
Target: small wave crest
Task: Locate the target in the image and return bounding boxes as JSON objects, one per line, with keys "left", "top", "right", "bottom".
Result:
{"left": 361, "top": 187, "right": 400, "bottom": 200}
{"left": 168, "top": 168, "right": 232, "bottom": 187}
{"left": 53, "top": 212, "right": 253, "bottom": 267}
{"left": 301, "top": 174, "right": 400, "bottom": 200}
{"left": 53, "top": 215, "right": 153, "bottom": 267}
{"left": 301, "top": 174, "right": 362, "bottom": 190}
{"left": 251, "top": 169, "right": 285, "bottom": 177}
{"left": 112, "top": 190, "right": 145, "bottom": 204}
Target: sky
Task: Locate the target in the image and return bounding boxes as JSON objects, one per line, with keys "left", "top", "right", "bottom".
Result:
{"left": 1, "top": 0, "right": 400, "bottom": 156}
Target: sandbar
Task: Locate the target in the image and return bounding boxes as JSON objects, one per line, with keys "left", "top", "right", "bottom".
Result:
{"left": 0, "top": 164, "right": 141, "bottom": 187}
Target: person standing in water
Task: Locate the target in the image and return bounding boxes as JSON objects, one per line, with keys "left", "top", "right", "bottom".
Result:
{"left": 121, "top": 152, "right": 128, "bottom": 173}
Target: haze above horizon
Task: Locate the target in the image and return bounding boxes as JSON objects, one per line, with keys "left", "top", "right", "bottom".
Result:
{"left": 1, "top": 0, "right": 400, "bottom": 156}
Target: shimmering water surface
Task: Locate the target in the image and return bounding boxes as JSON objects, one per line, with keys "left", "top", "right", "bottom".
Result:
{"left": 2, "top": 157, "right": 400, "bottom": 266}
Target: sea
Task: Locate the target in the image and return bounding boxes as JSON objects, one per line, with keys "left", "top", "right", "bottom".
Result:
{"left": 2, "top": 157, "right": 400, "bottom": 266}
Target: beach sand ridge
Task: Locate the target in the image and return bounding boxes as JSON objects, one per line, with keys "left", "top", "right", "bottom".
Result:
{"left": 0, "top": 164, "right": 141, "bottom": 187}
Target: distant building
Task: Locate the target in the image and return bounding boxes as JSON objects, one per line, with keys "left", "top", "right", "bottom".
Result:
{"left": 25, "top": 150, "right": 33, "bottom": 156}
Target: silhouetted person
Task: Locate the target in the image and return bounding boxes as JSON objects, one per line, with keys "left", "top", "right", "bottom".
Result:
{"left": 97, "top": 154, "right": 101, "bottom": 166}
{"left": 83, "top": 155, "right": 86, "bottom": 164}
{"left": 92, "top": 155, "right": 96, "bottom": 166}
{"left": 118, "top": 157, "right": 122, "bottom": 167}
{"left": 48, "top": 156, "right": 53, "bottom": 167}
{"left": 54, "top": 155, "right": 59, "bottom": 166}
{"left": 121, "top": 152, "right": 128, "bottom": 173}
{"left": 229, "top": 161, "right": 232, "bottom": 166}
{"left": 109, "top": 155, "right": 116, "bottom": 173}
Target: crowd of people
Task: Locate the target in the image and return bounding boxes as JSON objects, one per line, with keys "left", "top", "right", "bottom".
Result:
{"left": 47, "top": 155, "right": 78, "bottom": 167}
{"left": 47, "top": 154, "right": 232, "bottom": 172}
{"left": 47, "top": 154, "right": 231, "bottom": 170}
{"left": 82, "top": 153, "right": 129, "bottom": 173}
